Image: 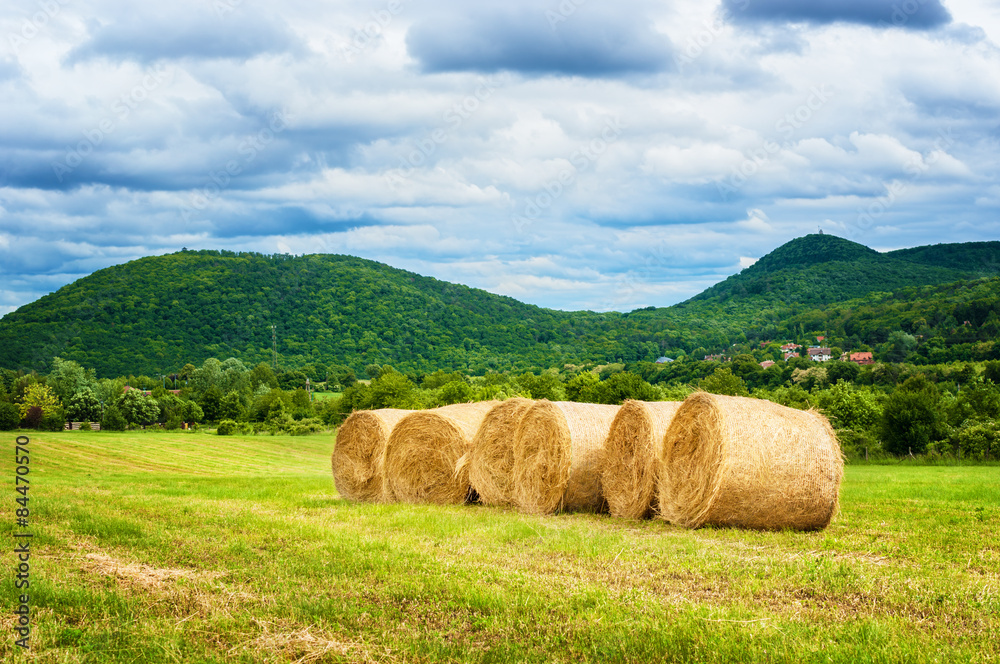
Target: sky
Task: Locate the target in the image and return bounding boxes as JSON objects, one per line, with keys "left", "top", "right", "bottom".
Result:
{"left": 1, "top": 0, "right": 999, "bottom": 316}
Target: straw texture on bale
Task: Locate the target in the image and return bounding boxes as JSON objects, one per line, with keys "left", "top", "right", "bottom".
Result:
{"left": 512, "top": 401, "right": 621, "bottom": 514}
{"left": 332, "top": 409, "right": 415, "bottom": 502}
{"left": 602, "top": 400, "right": 682, "bottom": 520}
{"left": 657, "top": 393, "right": 843, "bottom": 531}
{"left": 464, "top": 398, "right": 536, "bottom": 507}
{"left": 384, "top": 401, "right": 499, "bottom": 505}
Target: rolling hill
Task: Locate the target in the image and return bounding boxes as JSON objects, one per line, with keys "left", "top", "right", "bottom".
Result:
{"left": 2, "top": 235, "right": 1000, "bottom": 376}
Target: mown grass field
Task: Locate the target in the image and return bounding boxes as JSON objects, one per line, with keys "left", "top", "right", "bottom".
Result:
{"left": 2, "top": 430, "right": 998, "bottom": 663}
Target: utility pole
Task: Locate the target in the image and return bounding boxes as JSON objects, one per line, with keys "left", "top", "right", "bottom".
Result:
{"left": 271, "top": 325, "right": 277, "bottom": 371}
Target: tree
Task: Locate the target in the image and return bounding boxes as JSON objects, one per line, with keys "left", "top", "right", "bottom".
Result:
{"left": 199, "top": 385, "right": 224, "bottom": 421}
{"left": 47, "top": 357, "right": 95, "bottom": 403}
{"left": 250, "top": 362, "right": 278, "bottom": 391}
{"left": 18, "top": 384, "right": 62, "bottom": 420}
{"left": 565, "top": 372, "right": 600, "bottom": 402}
{"left": 67, "top": 388, "right": 102, "bottom": 422}
{"left": 220, "top": 390, "right": 249, "bottom": 421}
{"left": 593, "top": 372, "right": 657, "bottom": 404}
{"left": 437, "top": 380, "right": 474, "bottom": 405}
{"left": 880, "top": 375, "right": 944, "bottom": 455}
{"left": 826, "top": 360, "right": 860, "bottom": 384}
{"left": 101, "top": 405, "right": 128, "bottom": 431}
{"left": 699, "top": 368, "right": 749, "bottom": 397}
{"left": 0, "top": 402, "right": 20, "bottom": 430}
{"left": 116, "top": 390, "right": 160, "bottom": 427}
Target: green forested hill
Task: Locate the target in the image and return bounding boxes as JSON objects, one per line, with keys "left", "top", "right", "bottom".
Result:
{"left": 688, "top": 235, "right": 1000, "bottom": 307}
{"left": 0, "top": 251, "right": 635, "bottom": 376}
{"left": 2, "top": 235, "right": 1000, "bottom": 377}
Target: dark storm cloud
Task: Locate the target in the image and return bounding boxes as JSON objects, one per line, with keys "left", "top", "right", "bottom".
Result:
{"left": 406, "top": 3, "right": 673, "bottom": 76}
{"left": 722, "top": 0, "right": 952, "bottom": 30}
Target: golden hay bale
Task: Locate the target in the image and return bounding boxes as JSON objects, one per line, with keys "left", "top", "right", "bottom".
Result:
{"left": 332, "top": 409, "right": 415, "bottom": 502}
{"left": 464, "top": 397, "right": 535, "bottom": 507}
{"left": 602, "top": 400, "right": 683, "bottom": 520}
{"left": 384, "top": 401, "right": 500, "bottom": 505}
{"left": 657, "top": 393, "right": 843, "bottom": 531}
{"left": 512, "top": 401, "right": 621, "bottom": 515}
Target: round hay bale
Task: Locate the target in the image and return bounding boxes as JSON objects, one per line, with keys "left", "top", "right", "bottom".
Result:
{"left": 332, "top": 409, "right": 415, "bottom": 502}
{"left": 384, "top": 401, "right": 500, "bottom": 505}
{"left": 465, "top": 397, "right": 535, "bottom": 507}
{"left": 657, "top": 393, "right": 843, "bottom": 531}
{"left": 602, "top": 400, "right": 682, "bottom": 520}
{"left": 512, "top": 401, "right": 621, "bottom": 515}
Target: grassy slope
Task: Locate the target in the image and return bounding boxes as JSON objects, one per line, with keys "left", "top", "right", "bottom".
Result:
{"left": 1, "top": 431, "right": 998, "bottom": 663}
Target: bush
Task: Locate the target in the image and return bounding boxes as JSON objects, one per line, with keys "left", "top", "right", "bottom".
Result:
{"left": 700, "top": 368, "right": 749, "bottom": 397}
{"left": 217, "top": 419, "right": 241, "bottom": 435}
{"left": 23, "top": 406, "right": 43, "bottom": 429}
{"left": 956, "top": 421, "right": 1000, "bottom": 460}
{"left": 0, "top": 402, "right": 19, "bottom": 430}
{"left": 593, "top": 372, "right": 657, "bottom": 404}
{"left": 101, "top": 405, "right": 128, "bottom": 432}
{"left": 880, "top": 375, "right": 945, "bottom": 456}
{"left": 41, "top": 410, "right": 66, "bottom": 431}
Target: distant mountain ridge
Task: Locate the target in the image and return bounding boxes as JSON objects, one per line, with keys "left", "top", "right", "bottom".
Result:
{"left": 1, "top": 234, "right": 999, "bottom": 376}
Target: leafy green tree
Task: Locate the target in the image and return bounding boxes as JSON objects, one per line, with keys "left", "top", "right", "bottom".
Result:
{"left": 565, "top": 372, "right": 600, "bottom": 403}
{"left": 816, "top": 382, "right": 883, "bottom": 432}
{"left": 515, "top": 372, "right": 564, "bottom": 401}
{"left": 955, "top": 421, "right": 1000, "bottom": 460}
{"left": 117, "top": 390, "right": 160, "bottom": 427}
{"left": 699, "top": 368, "right": 749, "bottom": 397}
{"left": 826, "top": 361, "right": 860, "bottom": 384}
{"left": 220, "top": 390, "right": 250, "bottom": 421}
{"left": 880, "top": 375, "right": 945, "bottom": 455}
{"left": 101, "top": 404, "right": 128, "bottom": 431}
{"left": 250, "top": 362, "right": 278, "bottom": 391}
{"left": 199, "top": 385, "right": 224, "bottom": 421}
{"left": 593, "top": 372, "right": 657, "bottom": 404}
{"left": 67, "top": 388, "right": 102, "bottom": 422}
{"left": 47, "top": 357, "right": 95, "bottom": 403}
{"left": 0, "top": 402, "right": 20, "bottom": 430}
{"left": 18, "top": 384, "right": 62, "bottom": 420}
{"left": 437, "top": 380, "right": 474, "bottom": 405}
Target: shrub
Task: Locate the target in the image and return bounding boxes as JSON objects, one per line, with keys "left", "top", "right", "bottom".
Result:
{"left": 880, "top": 375, "right": 945, "bottom": 456}
{"left": 41, "top": 410, "right": 66, "bottom": 431}
{"left": 289, "top": 418, "right": 325, "bottom": 436}
{"left": 956, "top": 421, "right": 1000, "bottom": 460}
{"left": 23, "top": 406, "right": 44, "bottom": 429}
{"left": 217, "top": 419, "right": 240, "bottom": 435}
{"left": 700, "top": 367, "right": 749, "bottom": 397}
{"left": 0, "top": 402, "right": 19, "bottom": 430}
{"left": 593, "top": 372, "right": 657, "bottom": 404}
{"left": 101, "top": 405, "right": 128, "bottom": 432}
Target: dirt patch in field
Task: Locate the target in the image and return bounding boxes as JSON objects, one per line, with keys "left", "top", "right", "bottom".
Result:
{"left": 229, "top": 620, "right": 389, "bottom": 664}
{"left": 80, "top": 552, "right": 223, "bottom": 588}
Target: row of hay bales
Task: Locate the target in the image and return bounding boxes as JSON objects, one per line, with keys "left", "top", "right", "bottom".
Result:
{"left": 331, "top": 393, "right": 844, "bottom": 531}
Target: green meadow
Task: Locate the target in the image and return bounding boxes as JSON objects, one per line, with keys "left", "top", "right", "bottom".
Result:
{"left": 2, "top": 430, "right": 998, "bottom": 663}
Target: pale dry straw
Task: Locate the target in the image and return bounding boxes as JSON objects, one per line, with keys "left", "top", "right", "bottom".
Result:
{"left": 602, "top": 400, "right": 682, "bottom": 519}
{"left": 384, "top": 401, "right": 500, "bottom": 505}
{"left": 332, "top": 409, "right": 414, "bottom": 502}
{"left": 463, "top": 397, "right": 535, "bottom": 507}
{"left": 657, "top": 393, "right": 843, "bottom": 531}
{"left": 512, "top": 401, "right": 621, "bottom": 514}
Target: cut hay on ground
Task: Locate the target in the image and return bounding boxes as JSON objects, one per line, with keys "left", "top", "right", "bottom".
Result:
{"left": 332, "top": 409, "right": 415, "bottom": 502}
{"left": 464, "top": 397, "right": 535, "bottom": 507}
{"left": 384, "top": 401, "right": 500, "bottom": 505}
{"left": 602, "top": 400, "right": 683, "bottom": 520}
{"left": 657, "top": 393, "right": 843, "bottom": 531}
{"left": 512, "top": 401, "right": 621, "bottom": 515}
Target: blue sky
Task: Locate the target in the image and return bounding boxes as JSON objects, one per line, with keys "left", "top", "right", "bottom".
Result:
{"left": 1, "top": 0, "right": 999, "bottom": 315}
